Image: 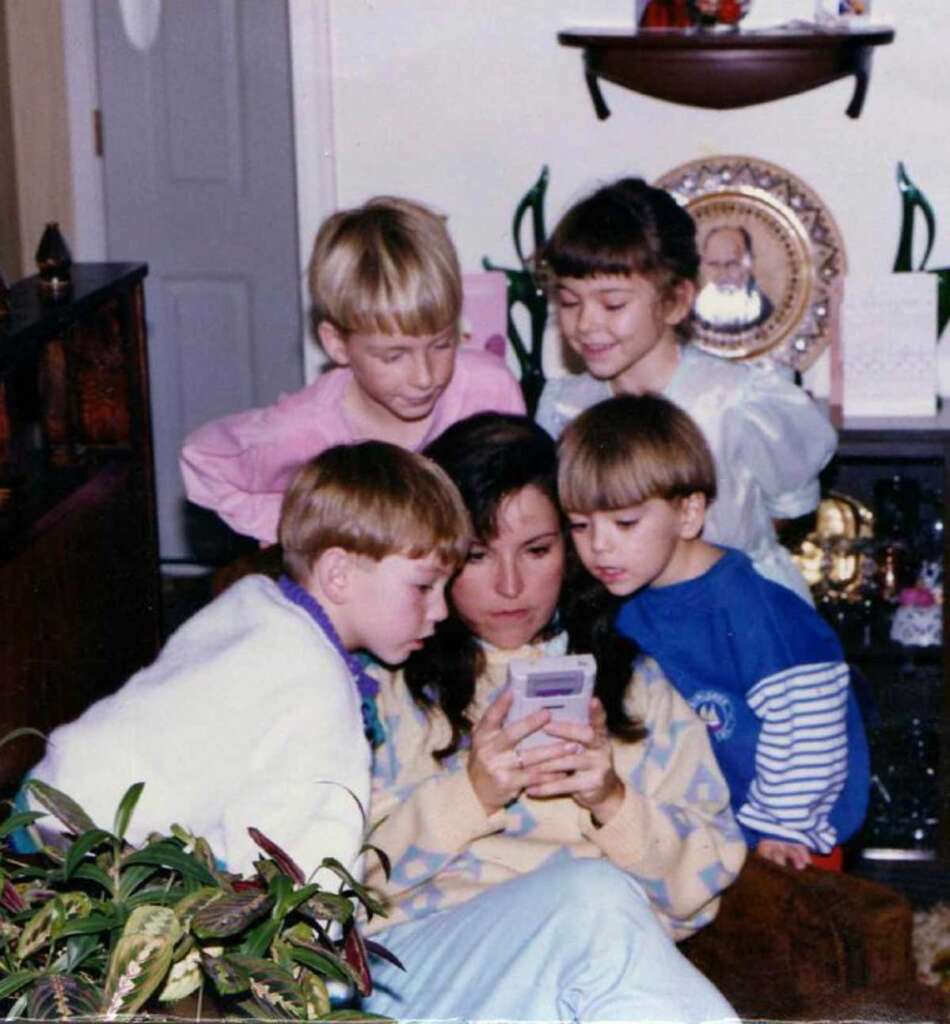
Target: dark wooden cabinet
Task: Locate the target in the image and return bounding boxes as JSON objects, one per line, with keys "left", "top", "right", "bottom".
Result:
{"left": 0, "top": 263, "right": 161, "bottom": 791}
{"left": 818, "top": 411, "right": 950, "bottom": 897}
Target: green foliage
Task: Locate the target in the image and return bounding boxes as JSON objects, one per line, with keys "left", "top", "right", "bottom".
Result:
{"left": 0, "top": 780, "right": 395, "bottom": 1020}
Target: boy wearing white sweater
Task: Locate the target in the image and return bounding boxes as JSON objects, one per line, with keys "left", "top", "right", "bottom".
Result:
{"left": 28, "top": 441, "right": 469, "bottom": 880}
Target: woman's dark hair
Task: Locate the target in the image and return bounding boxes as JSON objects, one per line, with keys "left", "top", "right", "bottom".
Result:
{"left": 405, "top": 412, "right": 644, "bottom": 760}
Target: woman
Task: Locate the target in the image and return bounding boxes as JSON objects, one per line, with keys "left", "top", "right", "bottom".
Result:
{"left": 362, "top": 413, "right": 745, "bottom": 1022}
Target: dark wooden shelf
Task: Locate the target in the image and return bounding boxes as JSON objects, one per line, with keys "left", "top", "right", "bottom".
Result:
{"left": 0, "top": 262, "right": 146, "bottom": 375}
{"left": 816, "top": 412, "right": 950, "bottom": 863}
{"left": 557, "top": 25, "right": 895, "bottom": 120}
{"left": 0, "top": 263, "right": 161, "bottom": 789}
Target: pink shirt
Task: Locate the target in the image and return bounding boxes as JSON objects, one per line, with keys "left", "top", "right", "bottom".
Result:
{"left": 181, "top": 347, "right": 525, "bottom": 542}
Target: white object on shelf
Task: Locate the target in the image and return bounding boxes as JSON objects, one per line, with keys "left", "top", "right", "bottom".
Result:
{"left": 890, "top": 604, "right": 942, "bottom": 647}
{"left": 744, "top": 1, "right": 816, "bottom": 28}
{"left": 842, "top": 274, "right": 938, "bottom": 418}
{"left": 815, "top": 0, "right": 872, "bottom": 28}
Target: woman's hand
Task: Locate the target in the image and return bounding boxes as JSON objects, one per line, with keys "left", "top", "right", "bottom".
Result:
{"left": 525, "top": 698, "right": 625, "bottom": 826}
{"left": 467, "top": 689, "right": 571, "bottom": 815}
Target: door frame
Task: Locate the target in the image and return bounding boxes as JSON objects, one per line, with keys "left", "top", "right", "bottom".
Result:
{"left": 62, "top": 0, "right": 336, "bottom": 375}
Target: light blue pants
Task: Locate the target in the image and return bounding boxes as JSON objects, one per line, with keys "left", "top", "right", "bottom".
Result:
{"left": 363, "top": 858, "right": 738, "bottom": 1023}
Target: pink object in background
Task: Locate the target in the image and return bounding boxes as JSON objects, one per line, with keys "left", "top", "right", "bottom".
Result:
{"left": 461, "top": 271, "right": 508, "bottom": 359}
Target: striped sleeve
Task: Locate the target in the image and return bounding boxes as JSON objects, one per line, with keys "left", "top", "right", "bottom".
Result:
{"left": 737, "top": 661, "right": 850, "bottom": 853}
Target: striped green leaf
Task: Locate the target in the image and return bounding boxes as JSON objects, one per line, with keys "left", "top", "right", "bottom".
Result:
{"left": 201, "top": 950, "right": 250, "bottom": 996}
{"left": 122, "top": 904, "right": 182, "bottom": 946}
{"left": 101, "top": 932, "right": 173, "bottom": 1018}
{"left": 192, "top": 890, "right": 273, "bottom": 939}
{"left": 26, "top": 973, "right": 102, "bottom": 1019}
{"left": 229, "top": 955, "right": 307, "bottom": 1020}
{"left": 157, "top": 947, "right": 203, "bottom": 1003}
{"left": 25, "top": 780, "right": 97, "bottom": 836}
{"left": 288, "top": 943, "right": 357, "bottom": 988}
{"left": 18, "top": 893, "right": 92, "bottom": 959}
{"left": 172, "top": 886, "right": 221, "bottom": 931}
{"left": 300, "top": 890, "right": 355, "bottom": 925}
{"left": 298, "top": 969, "right": 331, "bottom": 1018}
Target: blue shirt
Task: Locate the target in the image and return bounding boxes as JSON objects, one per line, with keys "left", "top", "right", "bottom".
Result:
{"left": 616, "top": 548, "right": 869, "bottom": 852}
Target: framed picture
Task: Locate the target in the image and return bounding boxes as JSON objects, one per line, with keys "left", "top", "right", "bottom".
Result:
{"left": 655, "top": 156, "right": 846, "bottom": 371}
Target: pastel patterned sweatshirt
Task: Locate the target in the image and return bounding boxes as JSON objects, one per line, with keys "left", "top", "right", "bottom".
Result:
{"left": 366, "top": 640, "right": 746, "bottom": 942}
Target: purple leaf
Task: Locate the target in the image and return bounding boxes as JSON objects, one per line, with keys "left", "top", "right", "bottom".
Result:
{"left": 342, "top": 922, "right": 372, "bottom": 996}
{"left": 1, "top": 877, "right": 25, "bottom": 914}
{"left": 364, "top": 938, "right": 405, "bottom": 972}
{"left": 247, "top": 827, "right": 304, "bottom": 883}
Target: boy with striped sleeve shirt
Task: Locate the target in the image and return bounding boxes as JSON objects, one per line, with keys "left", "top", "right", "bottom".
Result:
{"left": 558, "top": 393, "right": 870, "bottom": 870}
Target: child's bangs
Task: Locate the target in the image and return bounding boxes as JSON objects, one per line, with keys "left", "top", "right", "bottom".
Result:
{"left": 343, "top": 260, "right": 461, "bottom": 338}
{"left": 543, "top": 237, "right": 637, "bottom": 283}
{"left": 542, "top": 199, "right": 654, "bottom": 283}
{"left": 559, "top": 449, "right": 658, "bottom": 514}
{"left": 351, "top": 281, "right": 459, "bottom": 338}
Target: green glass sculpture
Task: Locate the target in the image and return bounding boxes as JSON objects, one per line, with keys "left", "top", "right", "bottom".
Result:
{"left": 893, "top": 162, "right": 950, "bottom": 340}
{"left": 483, "top": 166, "right": 550, "bottom": 415}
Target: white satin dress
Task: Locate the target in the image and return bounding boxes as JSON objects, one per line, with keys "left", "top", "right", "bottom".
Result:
{"left": 537, "top": 345, "right": 837, "bottom": 605}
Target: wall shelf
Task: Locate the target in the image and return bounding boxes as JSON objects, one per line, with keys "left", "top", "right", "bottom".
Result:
{"left": 557, "top": 26, "right": 895, "bottom": 120}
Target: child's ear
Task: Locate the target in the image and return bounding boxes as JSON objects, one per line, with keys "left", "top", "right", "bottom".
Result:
{"left": 678, "top": 492, "right": 707, "bottom": 540}
{"left": 311, "top": 547, "right": 353, "bottom": 604}
{"left": 663, "top": 279, "right": 696, "bottom": 327}
{"left": 317, "top": 321, "right": 350, "bottom": 366}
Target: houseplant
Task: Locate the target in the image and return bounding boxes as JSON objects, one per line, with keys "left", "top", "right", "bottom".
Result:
{"left": 0, "top": 774, "right": 396, "bottom": 1020}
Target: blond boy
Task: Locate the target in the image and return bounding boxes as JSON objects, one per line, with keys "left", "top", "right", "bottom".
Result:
{"left": 29, "top": 442, "right": 470, "bottom": 880}
{"left": 182, "top": 196, "right": 524, "bottom": 543}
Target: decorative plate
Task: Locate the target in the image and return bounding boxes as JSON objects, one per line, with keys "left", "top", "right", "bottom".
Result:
{"left": 655, "top": 155, "right": 846, "bottom": 370}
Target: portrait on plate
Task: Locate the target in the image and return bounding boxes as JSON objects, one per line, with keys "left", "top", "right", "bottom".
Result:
{"left": 655, "top": 156, "right": 846, "bottom": 370}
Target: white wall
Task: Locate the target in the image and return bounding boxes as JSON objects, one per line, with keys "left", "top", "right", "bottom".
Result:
{"left": 299, "top": 0, "right": 950, "bottom": 393}
{"left": 65, "top": 2, "right": 950, "bottom": 391}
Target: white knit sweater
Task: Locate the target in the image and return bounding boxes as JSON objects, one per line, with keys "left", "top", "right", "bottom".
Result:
{"left": 29, "top": 575, "right": 370, "bottom": 881}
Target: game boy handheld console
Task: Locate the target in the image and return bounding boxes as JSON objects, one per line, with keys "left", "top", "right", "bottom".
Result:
{"left": 506, "top": 653, "right": 595, "bottom": 750}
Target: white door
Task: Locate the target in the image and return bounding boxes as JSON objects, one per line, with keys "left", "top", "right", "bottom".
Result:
{"left": 95, "top": 0, "right": 302, "bottom": 562}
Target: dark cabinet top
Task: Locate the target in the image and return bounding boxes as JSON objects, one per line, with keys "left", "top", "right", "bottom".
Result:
{"left": 1, "top": 263, "right": 147, "bottom": 375}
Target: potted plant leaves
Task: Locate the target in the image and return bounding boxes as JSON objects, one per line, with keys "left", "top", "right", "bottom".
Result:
{"left": 0, "top": 776, "right": 397, "bottom": 1020}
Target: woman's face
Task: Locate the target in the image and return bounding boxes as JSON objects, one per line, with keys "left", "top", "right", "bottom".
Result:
{"left": 451, "top": 484, "right": 565, "bottom": 650}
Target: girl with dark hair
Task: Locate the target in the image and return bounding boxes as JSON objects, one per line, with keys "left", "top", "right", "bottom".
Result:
{"left": 535, "top": 176, "right": 836, "bottom": 605}
{"left": 360, "top": 412, "right": 745, "bottom": 1023}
